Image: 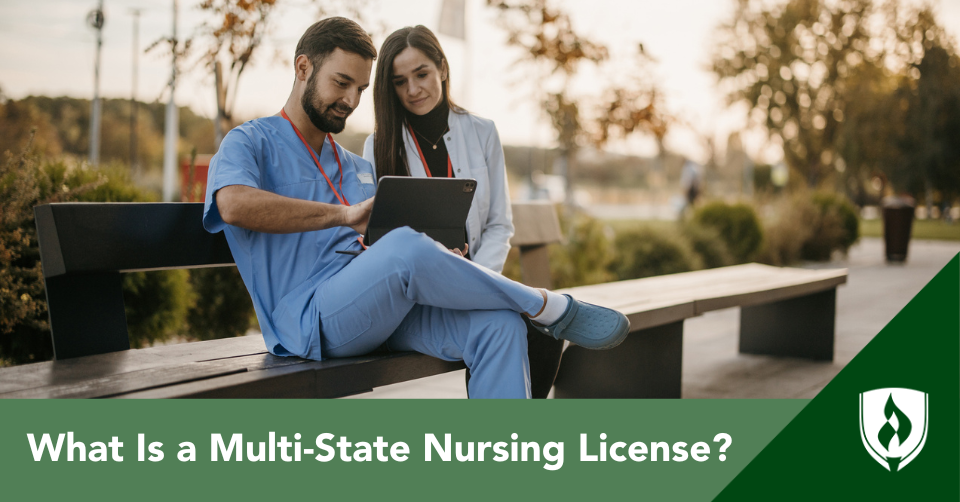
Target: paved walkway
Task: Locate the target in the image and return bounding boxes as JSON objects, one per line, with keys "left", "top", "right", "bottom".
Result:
{"left": 348, "top": 237, "right": 960, "bottom": 399}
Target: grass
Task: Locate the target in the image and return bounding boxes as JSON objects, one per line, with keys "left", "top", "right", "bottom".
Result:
{"left": 603, "top": 217, "right": 960, "bottom": 242}
{"left": 859, "top": 218, "right": 960, "bottom": 241}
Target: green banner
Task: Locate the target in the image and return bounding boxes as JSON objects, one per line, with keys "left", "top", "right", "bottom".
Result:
{"left": 0, "top": 399, "right": 803, "bottom": 500}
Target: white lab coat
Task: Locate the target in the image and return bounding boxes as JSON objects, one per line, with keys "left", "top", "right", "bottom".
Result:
{"left": 362, "top": 110, "right": 514, "bottom": 272}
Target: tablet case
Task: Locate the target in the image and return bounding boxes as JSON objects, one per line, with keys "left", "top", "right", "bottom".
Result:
{"left": 364, "top": 176, "right": 477, "bottom": 249}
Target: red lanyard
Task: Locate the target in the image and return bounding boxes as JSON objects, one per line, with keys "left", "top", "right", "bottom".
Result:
{"left": 281, "top": 108, "right": 366, "bottom": 250}
{"left": 408, "top": 123, "right": 453, "bottom": 178}
{"left": 281, "top": 108, "right": 349, "bottom": 206}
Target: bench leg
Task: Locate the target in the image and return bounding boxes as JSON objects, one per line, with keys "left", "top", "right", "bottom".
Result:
{"left": 739, "top": 289, "right": 835, "bottom": 361}
{"left": 44, "top": 272, "right": 130, "bottom": 359}
{"left": 552, "top": 321, "right": 683, "bottom": 399}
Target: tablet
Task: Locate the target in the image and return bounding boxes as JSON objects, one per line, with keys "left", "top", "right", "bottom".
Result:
{"left": 362, "top": 176, "right": 477, "bottom": 250}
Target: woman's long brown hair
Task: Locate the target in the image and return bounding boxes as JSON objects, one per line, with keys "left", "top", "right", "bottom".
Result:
{"left": 373, "top": 25, "right": 465, "bottom": 179}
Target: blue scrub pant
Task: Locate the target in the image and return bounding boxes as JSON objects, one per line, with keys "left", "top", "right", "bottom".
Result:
{"left": 317, "top": 227, "right": 544, "bottom": 398}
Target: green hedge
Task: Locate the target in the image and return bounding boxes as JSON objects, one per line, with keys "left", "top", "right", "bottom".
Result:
{"left": 758, "top": 191, "right": 860, "bottom": 265}
{"left": 611, "top": 226, "right": 702, "bottom": 280}
{"left": 692, "top": 202, "right": 764, "bottom": 263}
{"left": 188, "top": 267, "right": 255, "bottom": 341}
{"left": 503, "top": 210, "right": 735, "bottom": 289}
{"left": 548, "top": 209, "right": 617, "bottom": 289}
{"left": 802, "top": 191, "right": 859, "bottom": 260}
{"left": 681, "top": 222, "right": 734, "bottom": 269}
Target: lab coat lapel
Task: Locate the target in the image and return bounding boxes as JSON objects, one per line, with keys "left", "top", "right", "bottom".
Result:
{"left": 446, "top": 110, "right": 470, "bottom": 179}
{"left": 446, "top": 110, "right": 481, "bottom": 258}
{"left": 401, "top": 125, "right": 428, "bottom": 177}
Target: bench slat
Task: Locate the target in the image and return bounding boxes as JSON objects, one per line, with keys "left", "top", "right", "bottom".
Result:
{"left": 624, "top": 303, "right": 698, "bottom": 332}
{"left": 2, "top": 340, "right": 466, "bottom": 399}
{"left": 115, "top": 353, "right": 466, "bottom": 399}
{"left": 0, "top": 336, "right": 267, "bottom": 395}
{"left": 1, "top": 359, "right": 252, "bottom": 399}
{"left": 559, "top": 264, "right": 845, "bottom": 300}
{"left": 692, "top": 272, "right": 847, "bottom": 313}
{"left": 557, "top": 264, "right": 847, "bottom": 322}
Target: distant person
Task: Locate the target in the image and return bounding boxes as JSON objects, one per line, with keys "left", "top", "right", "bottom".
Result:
{"left": 202, "top": 17, "right": 629, "bottom": 399}
{"left": 680, "top": 158, "right": 703, "bottom": 213}
{"left": 941, "top": 201, "right": 953, "bottom": 223}
{"left": 362, "top": 25, "right": 563, "bottom": 398}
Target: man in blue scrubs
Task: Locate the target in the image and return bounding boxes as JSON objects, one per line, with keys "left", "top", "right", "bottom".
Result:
{"left": 203, "top": 17, "right": 630, "bottom": 398}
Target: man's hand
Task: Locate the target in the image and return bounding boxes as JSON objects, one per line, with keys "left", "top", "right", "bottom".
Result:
{"left": 342, "top": 197, "right": 373, "bottom": 235}
{"left": 450, "top": 242, "right": 469, "bottom": 257}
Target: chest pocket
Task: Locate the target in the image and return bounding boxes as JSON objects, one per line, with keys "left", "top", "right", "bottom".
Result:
{"left": 355, "top": 171, "right": 376, "bottom": 199}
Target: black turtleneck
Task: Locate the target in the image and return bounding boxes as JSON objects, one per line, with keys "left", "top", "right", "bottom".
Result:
{"left": 406, "top": 100, "right": 451, "bottom": 178}
{"left": 406, "top": 100, "right": 469, "bottom": 253}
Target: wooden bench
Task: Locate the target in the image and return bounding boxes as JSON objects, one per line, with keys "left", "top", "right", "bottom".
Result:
{"left": 553, "top": 263, "right": 847, "bottom": 398}
{"left": 0, "top": 202, "right": 846, "bottom": 399}
{"left": 0, "top": 201, "right": 562, "bottom": 399}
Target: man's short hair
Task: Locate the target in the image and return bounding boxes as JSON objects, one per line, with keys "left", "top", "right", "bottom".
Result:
{"left": 295, "top": 17, "right": 377, "bottom": 69}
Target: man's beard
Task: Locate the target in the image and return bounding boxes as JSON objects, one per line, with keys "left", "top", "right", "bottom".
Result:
{"left": 301, "top": 71, "right": 353, "bottom": 134}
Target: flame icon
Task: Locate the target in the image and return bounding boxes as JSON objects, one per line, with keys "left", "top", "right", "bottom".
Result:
{"left": 877, "top": 394, "right": 913, "bottom": 470}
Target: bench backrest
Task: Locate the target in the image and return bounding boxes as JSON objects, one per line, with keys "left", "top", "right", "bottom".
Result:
{"left": 34, "top": 201, "right": 561, "bottom": 360}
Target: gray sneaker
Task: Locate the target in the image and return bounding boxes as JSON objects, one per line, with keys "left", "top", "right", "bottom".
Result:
{"left": 531, "top": 294, "right": 630, "bottom": 349}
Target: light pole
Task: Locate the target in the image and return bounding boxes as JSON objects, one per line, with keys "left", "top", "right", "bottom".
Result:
{"left": 87, "top": 0, "right": 105, "bottom": 166}
{"left": 130, "top": 8, "right": 142, "bottom": 177}
{"left": 162, "top": 0, "right": 179, "bottom": 201}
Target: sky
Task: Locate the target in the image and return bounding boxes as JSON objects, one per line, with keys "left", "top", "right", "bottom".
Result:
{"left": 2, "top": 0, "right": 959, "bottom": 163}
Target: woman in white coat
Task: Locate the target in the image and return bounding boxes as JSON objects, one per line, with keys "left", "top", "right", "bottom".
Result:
{"left": 363, "top": 25, "right": 562, "bottom": 397}
{"left": 362, "top": 26, "right": 512, "bottom": 271}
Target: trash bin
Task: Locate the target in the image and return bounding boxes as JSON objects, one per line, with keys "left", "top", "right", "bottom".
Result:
{"left": 882, "top": 196, "right": 915, "bottom": 262}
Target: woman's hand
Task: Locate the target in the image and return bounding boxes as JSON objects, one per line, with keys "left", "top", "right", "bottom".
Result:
{"left": 450, "top": 242, "right": 468, "bottom": 257}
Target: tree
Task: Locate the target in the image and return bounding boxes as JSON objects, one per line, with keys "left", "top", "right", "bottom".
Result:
{"left": 147, "top": 1, "right": 378, "bottom": 148}
{"left": 487, "top": 0, "right": 668, "bottom": 206}
{"left": 0, "top": 91, "right": 62, "bottom": 158}
{"left": 712, "top": 0, "right": 883, "bottom": 188}
{"left": 712, "top": 0, "right": 960, "bottom": 202}
{"left": 886, "top": 6, "right": 960, "bottom": 205}
{"left": 193, "top": 0, "right": 375, "bottom": 147}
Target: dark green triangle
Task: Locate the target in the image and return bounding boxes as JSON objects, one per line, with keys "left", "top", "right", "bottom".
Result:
{"left": 714, "top": 255, "right": 959, "bottom": 501}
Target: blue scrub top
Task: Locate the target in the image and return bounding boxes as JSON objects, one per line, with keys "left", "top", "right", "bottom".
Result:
{"left": 202, "top": 116, "right": 376, "bottom": 360}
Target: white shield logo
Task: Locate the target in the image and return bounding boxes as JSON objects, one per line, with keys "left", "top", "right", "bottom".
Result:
{"left": 859, "top": 388, "right": 928, "bottom": 472}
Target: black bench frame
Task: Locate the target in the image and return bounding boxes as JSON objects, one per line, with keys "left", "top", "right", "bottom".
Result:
{"left": 35, "top": 203, "right": 235, "bottom": 359}
{"left": 25, "top": 202, "right": 566, "bottom": 399}
{"left": 33, "top": 203, "right": 473, "bottom": 397}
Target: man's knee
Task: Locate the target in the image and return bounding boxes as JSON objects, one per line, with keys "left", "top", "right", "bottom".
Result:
{"left": 379, "top": 226, "right": 419, "bottom": 242}
{"left": 474, "top": 311, "right": 528, "bottom": 351}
